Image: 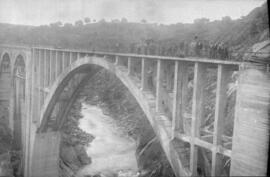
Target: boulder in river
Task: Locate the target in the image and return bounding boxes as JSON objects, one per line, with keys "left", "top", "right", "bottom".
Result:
{"left": 74, "top": 144, "right": 92, "bottom": 165}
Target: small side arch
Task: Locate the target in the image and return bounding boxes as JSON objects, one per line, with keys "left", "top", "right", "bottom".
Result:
{"left": 0, "top": 52, "right": 11, "bottom": 73}
{"left": 0, "top": 52, "right": 12, "bottom": 129}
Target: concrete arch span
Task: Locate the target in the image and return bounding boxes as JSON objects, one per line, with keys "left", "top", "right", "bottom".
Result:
{"left": 33, "top": 56, "right": 187, "bottom": 177}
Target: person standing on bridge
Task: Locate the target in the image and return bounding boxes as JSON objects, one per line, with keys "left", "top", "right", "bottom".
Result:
{"left": 223, "top": 43, "right": 229, "bottom": 60}
{"left": 209, "top": 42, "right": 214, "bottom": 58}
{"left": 190, "top": 36, "right": 198, "bottom": 57}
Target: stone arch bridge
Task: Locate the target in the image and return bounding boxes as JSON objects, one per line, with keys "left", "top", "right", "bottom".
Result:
{"left": 0, "top": 45, "right": 269, "bottom": 177}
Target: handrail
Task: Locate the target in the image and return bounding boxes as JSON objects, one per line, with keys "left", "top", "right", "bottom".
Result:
{"left": 31, "top": 47, "right": 242, "bottom": 65}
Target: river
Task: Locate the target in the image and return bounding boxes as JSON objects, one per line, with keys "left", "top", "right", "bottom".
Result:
{"left": 77, "top": 103, "right": 139, "bottom": 177}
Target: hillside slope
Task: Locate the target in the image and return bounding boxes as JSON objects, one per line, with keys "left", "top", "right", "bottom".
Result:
{"left": 0, "top": 2, "right": 268, "bottom": 59}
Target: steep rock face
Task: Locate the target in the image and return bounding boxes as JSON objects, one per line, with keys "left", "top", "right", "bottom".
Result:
{"left": 60, "top": 143, "right": 91, "bottom": 172}
{"left": 74, "top": 144, "right": 92, "bottom": 165}
{"left": 60, "top": 100, "right": 93, "bottom": 174}
{"left": 60, "top": 144, "right": 82, "bottom": 171}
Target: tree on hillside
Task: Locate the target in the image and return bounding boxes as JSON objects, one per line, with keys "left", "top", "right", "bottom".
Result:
{"left": 111, "top": 19, "right": 120, "bottom": 23}
{"left": 84, "top": 17, "right": 91, "bottom": 24}
{"left": 222, "top": 16, "right": 232, "bottom": 23}
{"left": 99, "top": 19, "right": 106, "bottom": 23}
{"left": 121, "top": 18, "right": 128, "bottom": 23}
{"left": 75, "top": 20, "right": 84, "bottom": 26}
{"left": 141, "top": 19, "right": 147, "bottom": 23}
{"left": 194, "top": 18, "right": 210, "bottom": 25}
{"left": 50, "top": 21, "right": 63, "bottom": 28}
{"left": 64, "top": 23, "right": 73, "bottom": 28}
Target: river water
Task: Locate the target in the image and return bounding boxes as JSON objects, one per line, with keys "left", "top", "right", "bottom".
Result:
{"left": 77, "top": 103, "right": 138, "bottom": 177}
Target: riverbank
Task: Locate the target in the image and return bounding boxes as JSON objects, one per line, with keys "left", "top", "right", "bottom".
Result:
{"left": 59, "top": 99, "right": 94, "bottom": 175}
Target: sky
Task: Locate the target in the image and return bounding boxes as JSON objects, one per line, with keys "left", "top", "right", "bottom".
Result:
{"left": 0, "top": 0, "right": 266, "bottom": 26}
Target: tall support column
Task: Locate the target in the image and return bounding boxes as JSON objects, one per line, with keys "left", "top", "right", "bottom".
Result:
{"left": 230, "top": 63, "right": 270, "bottom": 176}
{"left": 25, "top": 50, "right": 33, "bottom": 177}
{"left": 156, "top": 59, "right": 165, "bottom": 113}
{"left": 211, "top": 64, "right": 232, "bottom": 176}
{"left": 56, "top": 51, "right": 61, "bottom": 77}
{"left": 172, "top": 61, "right": 188, "bottom": 137}
{"left": 39, "top": 49, "right": 45, "bottom": 111}
{"left": 166, "top": 63, "right": 174, "bottom": 92}
{"left": 49, "top": 50, "right": 53, "bottom": 85}
{"left": 69, "top": 52, "right": 72, "bottom": 66}
{"left": 45, "top": 50, "right": 50, "bottom": 87}
{"left": 62, "top": 51, "right": 65, "bottom": 72}
{"left": 190, "top": 62, "right": 207, "bottom": 176}
{"left": 63, "top": 51, "right": 70, "bottom": 69}
{"left": 52, "top": 50, "right": 57, "bottom": 84}
{"left": 128, "top": 57, "right": 135, "bottom": 75}
{"left": 76, "top": 52, "right": 80, "bottom": 60}
{"left": 32, "top": 49, "right": 39, "bottom": 123}
{"left": 141, "top": 58, "right": 151, "bottom": 91}
{"left": 43, "top": 50, "right": 47, "bottom": 88}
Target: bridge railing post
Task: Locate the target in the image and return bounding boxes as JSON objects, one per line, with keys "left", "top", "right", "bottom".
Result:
{"left": 128, "top": 57, "right": 134, "bottom": 76}
{"left": 156, "top": 59, "right": 166, "bottom": 113}
{"left": 211, "top": 64, "right": 233, "bottom": 176}
{"left": 141, "top": 58, "right": 151, "bottom": 91}
{"left": 172, "top": 61, "right": 188, "bottom": 137}
{"left": 39, "top": 49, "right": 45, "bottom": 114}
{"left": 56, "top": 51, "right": 62, "bottom": 76}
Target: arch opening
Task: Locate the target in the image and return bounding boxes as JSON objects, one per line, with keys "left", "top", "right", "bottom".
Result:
{"left": 0, "top": 53, "right": 12, "bottom": 127}
{"left": 34, "top": 57, "right": 176, "bottom": 177}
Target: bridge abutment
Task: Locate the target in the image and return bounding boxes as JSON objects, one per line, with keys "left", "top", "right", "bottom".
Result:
{"left": 230, "top": 63, "right": 270, "bottom": 176}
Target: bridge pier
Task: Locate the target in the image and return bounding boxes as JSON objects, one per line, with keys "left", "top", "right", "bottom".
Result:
{"left": 141, "top": 58, "right": 151, "bottom": 91}
{"left": 156, "top": 59, "right": 166, "bottom": 113}
{"left": 172, "top": 61, "right": 188, "bottom": 136}
{"left": 190, "top": 62, "right": 208, "bottom": 176}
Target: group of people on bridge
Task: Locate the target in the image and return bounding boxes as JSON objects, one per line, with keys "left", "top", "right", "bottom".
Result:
{"left": 113, "top": 36, "right": 231, "bottom": 60}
